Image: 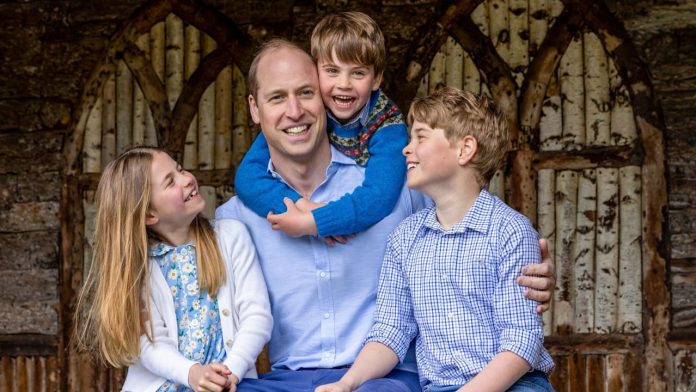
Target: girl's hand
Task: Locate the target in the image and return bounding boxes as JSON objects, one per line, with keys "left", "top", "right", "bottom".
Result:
{"left": 188, "top": 363, "right": 232, "bottom": 392}
{"left": 315, "top": 380, "right": 353, "bottom": 392}
{"left": 227, "top": 372, "right": 240, "bottom": 392}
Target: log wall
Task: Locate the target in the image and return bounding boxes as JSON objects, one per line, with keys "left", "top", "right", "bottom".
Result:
{"left": 0, "top": 0, "right": 694, "bottom": 390}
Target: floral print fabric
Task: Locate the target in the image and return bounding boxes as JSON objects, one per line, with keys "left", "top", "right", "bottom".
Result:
{"left": 150, "top": 242, "right": 226, "bottom": 392}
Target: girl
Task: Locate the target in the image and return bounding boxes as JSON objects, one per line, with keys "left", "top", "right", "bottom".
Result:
{"left": 74, "top": 147, "right": 272, "bottom": 392}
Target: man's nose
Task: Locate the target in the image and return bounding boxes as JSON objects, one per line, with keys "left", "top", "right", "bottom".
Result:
{"left": 286, "top": 96, "right": 304, "bottom": 119}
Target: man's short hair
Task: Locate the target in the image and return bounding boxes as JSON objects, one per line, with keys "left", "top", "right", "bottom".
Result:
{"left": 247, "top": 38, "right": 311, "bottom": 99}
{"left": 407, "top": 87, "right": 510, "bottom": 187}
{"left": 310, "top": 11, "right": 386, "bottom": 77}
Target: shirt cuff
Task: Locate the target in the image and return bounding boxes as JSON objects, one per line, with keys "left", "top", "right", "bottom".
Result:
{"left": 497, "top": 328, "right": 544, "bottom": 369}
{"left": 364, "top": 323, "right": 412, "bottom": 362}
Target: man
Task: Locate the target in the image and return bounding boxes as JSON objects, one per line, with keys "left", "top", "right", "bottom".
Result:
{"left": 215, "top": 39, "right": 554, "bottom": 392}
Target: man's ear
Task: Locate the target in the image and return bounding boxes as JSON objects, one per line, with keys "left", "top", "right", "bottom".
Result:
{"left": 457, "top": 135, "right": 477, "bottom": 166}
{"left": 249, "top": 94, "right": 260, "bottom": 124}
{"left": 145, "top": 210, "right": 158, "bottom": 227}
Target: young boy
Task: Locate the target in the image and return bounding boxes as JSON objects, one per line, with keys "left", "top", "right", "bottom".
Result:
{"left": 234, "top": 12, "right": 407, "bottom": 241}
{"left": 316, "top": 87, "right": 555, "bottom": 392}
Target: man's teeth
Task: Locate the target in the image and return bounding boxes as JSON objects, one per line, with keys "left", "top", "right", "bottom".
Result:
{"left": 185, "top": 189, "right": 198, "bottom": 201}
{"left": 285, "top": 125, "right": 308, "bottom": 135}
{"left": 407, "top": 162, "right": 418, "bottom": 170}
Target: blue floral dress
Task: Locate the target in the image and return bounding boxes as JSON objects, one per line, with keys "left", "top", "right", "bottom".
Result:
{"left": 149, "top": 242, "right": 227, "bottom": 392}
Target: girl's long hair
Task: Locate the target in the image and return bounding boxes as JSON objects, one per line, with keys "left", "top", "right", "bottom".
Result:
{"left": 73, "top": 147, "right": 226, "bottom": 368}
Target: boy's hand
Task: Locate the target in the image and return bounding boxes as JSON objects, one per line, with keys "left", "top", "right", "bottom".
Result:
{"left": 315, "top": 380, "right": 353, "bottom": 392}
{"left": 267, "top": 198, "right": 318, "bottom": 237}
{"left": 295, "top": 197, "right": 325, "bottom": 212}
{"left": 516, "top": 238, "right": 556, "bottom": 313}
{"left": 188, "top": 363, "right": 232, "bottom": 392}
{"left": 322, "top": 233, "right": 355, "bottom": 247}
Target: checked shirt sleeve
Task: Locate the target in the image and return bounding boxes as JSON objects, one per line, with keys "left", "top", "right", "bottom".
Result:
{"left": 364, "top": 230, "right": 418, "bottom": 361}
{"left": 493, "top": 216, "right": 552, "bottom": 372}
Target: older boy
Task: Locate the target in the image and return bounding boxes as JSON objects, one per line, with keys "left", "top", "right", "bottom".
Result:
{"left": 234, "top": 12, "right": 408, "bottom": 241}
{"left": 316, "top": 87, "right": 555, "bottom": 392}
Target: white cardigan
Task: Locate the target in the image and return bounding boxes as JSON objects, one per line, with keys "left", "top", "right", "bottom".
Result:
{"left": 122, "top": 219, "right": 273, "bottom": 392}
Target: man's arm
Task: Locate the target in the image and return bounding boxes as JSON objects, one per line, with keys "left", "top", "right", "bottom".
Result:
{"left": 517, "top": 238, "right": 556, "bottom": 313}
{"left": 315, "top": 342, "right": 399, "bottom": 392}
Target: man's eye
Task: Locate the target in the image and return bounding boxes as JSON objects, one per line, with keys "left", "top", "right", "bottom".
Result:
{"left": 300, "top": 89, "right": 314, "bottom": 97}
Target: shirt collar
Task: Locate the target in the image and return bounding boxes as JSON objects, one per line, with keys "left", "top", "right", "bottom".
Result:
{"left": 422, "top": 189, "right": 494, "bottom": 234}
{"left": 148, "top": 240, "right": 196, "bottom": 257}
{"left": 266, "top": 145, "right": 358, "bottom": 188}
{"left": 326, "top": 89, "right": 377, "bottom": 127}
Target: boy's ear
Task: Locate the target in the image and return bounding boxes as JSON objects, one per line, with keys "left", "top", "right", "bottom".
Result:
{"left": 145, "top": 210, "right": 158, "bottom": 227}
{"left": 457, "top": 135, "right": 477, "bottom": 166}
{"left": 371, "top": 72, "right": 383, "bottom": 91}
{"left": 248, "top": 94, "right": 261, "bottom": 124}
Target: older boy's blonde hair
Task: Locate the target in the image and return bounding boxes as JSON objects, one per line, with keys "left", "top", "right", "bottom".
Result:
{"left": 310, "top": 11, "right": 386, "bottom": 77}
{"left": 73, "top": 147, "right": 226, "bottom": 367}
{"left": 407, "top": 87, "right": 510, "bottom": 187}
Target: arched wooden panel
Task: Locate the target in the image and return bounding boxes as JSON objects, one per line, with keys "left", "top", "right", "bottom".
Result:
{"left": 415, "top": 0, "right": 668, "bottom": 390}
{"left": 61, "top": 0, "right": 259, "bottom": 390}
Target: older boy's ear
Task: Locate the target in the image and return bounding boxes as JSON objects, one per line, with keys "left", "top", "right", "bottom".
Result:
{"left": 248, "top": 94, "right": 261, "bottom": 124}
{"left": 457, "top": 135, "right": 477, "bottom": 166}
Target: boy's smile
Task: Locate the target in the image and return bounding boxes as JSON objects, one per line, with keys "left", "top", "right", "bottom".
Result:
{"left": 318, "top": 54, "right": 382, "bottom": 123}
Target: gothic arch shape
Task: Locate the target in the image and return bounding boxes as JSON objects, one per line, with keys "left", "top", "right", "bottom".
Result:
{"left": 59, "top": 0, "right": 256, "bottom": 389}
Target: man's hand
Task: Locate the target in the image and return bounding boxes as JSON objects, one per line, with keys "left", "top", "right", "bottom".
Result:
{"left": 516, "top": 238, "right": 556, "bottom": 313}
{"left": 315, "top": 380, "right": 353, "bottom": 392}
{"left": 188, "top": 363, "right": 232, "bottom": 392}
{"left": 267, "top": 198, "right": 318, "bottom": 237}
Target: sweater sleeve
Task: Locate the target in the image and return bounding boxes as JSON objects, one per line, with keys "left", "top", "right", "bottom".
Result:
{"left": 312, "top": 122, "right": 408, "bottom": 237}
{"left": 139, "top": 279, "right": 197, "bottom": 386}
{"left": 234, "top": 132, "right": 302, "bottom": 217}
{"left": 216, "top": 219, "right": 273, "bottom": 380}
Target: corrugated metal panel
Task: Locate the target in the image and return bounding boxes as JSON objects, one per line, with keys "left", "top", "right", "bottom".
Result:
{"left": 0, "top": 356, "right": 59, "bottom": 392}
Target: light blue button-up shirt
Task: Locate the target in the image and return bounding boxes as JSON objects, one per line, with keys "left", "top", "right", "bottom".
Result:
{"left": 216, "top": 146, "right": 428, "bottom": 371}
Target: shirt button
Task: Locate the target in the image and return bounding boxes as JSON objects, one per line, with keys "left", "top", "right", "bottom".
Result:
{"left": 323, "top": 312, "right": 331, "bottom": 319}
{"left": 222, "top": 309, "right": 230, "bottom": 317}
{"left": 448, "top": 312, "right": 455, "bottom": 318}
{"left": 319, "top": 271, "right": 327, "bottom": 278}
{"left": 441, "top": 274, "right": 448, "bottom": 281}
{"left": 226, "top": 339, "right": 233, "bottom": 348}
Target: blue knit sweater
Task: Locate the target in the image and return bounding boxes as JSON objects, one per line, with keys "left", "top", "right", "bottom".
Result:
{"left": 234, "top": 89, "right": 407, "bottom": 237}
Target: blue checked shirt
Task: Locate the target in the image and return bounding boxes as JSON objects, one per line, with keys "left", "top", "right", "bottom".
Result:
{"left": 365, "top": 190, "right": 554, "bottom": 389}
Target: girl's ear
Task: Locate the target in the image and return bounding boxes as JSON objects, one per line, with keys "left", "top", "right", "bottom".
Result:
{"left": 145, "top": 210, "right": 158, "bottom": 227}
{"left": 457, "top": 135, "right": 477, "bottom": 166}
